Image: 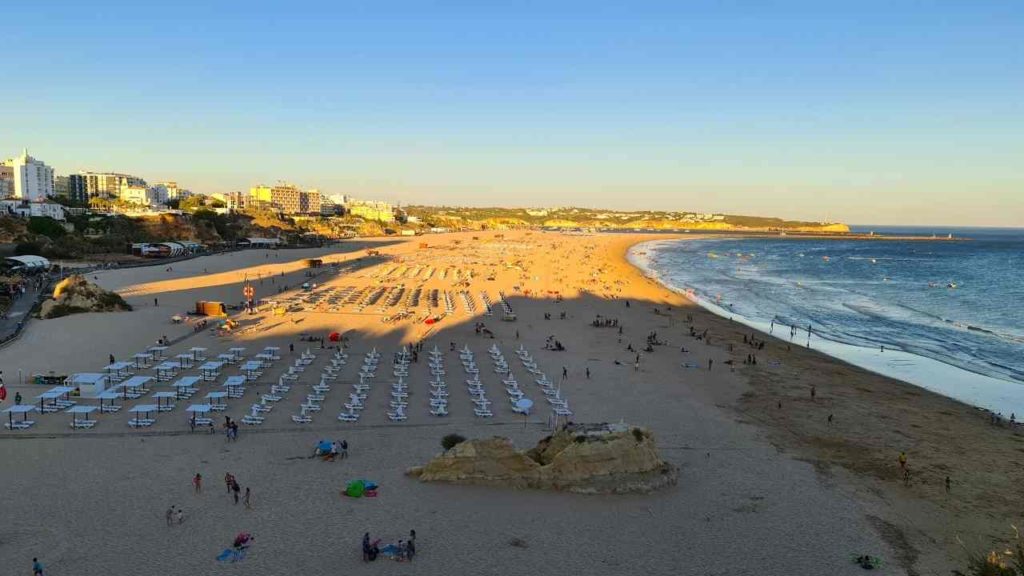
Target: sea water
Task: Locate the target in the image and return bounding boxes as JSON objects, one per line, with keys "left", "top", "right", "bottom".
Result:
{"left": 628, "top": 227, "right": 1024, "bottom": 416}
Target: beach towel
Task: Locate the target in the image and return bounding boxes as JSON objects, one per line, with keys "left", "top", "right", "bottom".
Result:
{"left": 216, "top": 548, "right": 246, "bottom": 562}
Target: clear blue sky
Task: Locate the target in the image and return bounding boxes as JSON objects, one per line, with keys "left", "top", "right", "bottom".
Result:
{"left": 4, "top": 1, "right": 1022, "bottom": 226}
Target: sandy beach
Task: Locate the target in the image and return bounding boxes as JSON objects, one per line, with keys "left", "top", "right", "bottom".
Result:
{"left": 0, "top": 230, "right": 1018, "bottom": 575}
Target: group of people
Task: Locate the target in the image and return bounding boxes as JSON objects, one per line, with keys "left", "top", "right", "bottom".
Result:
{"left": 224, "top": 416, "right": 240, "bottom": 441}
{"left": 313, "top": 439, "right": 348, "bottom": 461}
{"left": 362, "top": 530, "right": 417, "bottom": 562}
{"left": 223, "top": 472, "right": 250, "bottom": 507}
{"left": 165, "top": 504, "right": 186, "bottom": 525}
{"left": 543, "top": 335, "right": 565, "bottom": 351}
{"left": 591, "top": 315, "right": 620, "bottom": 327}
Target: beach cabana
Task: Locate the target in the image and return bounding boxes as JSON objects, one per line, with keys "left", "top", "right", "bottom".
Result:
{"left": 240, "top": 360, "right": 263, "bottom": 381}
{"left": 175, "top": 353, "right": 194, "bottom": 369}
{"left": 170, "top": 376, "right": 201, "bottom": 399}
{"left": 120, "top": 376, "right": 154, "bottom": 400}
{"left": 228, "top": 347, "right": 246, "bottom": 362}
{"left": 4, "top": 405, "right": 36, "bottom": 430}
{"left": 198, "top": 361, "right": 225, "bottom": 382}
{"left": 154, "top": 361, "right": 179, "bottom": 382}
{"left": 128, "top": 404, "right": 158, "bottom": 428}
{"left": 223, "top": 375, "right": 247, "bottom": 398}
{"left": 147, "top": 345, "right": 168, "bottom": 360}
{"left": 190, "top": 347, "right": 208, "bottom": 362}
{"left": 66, "top": 405, "right": 99, "bottom": 429}
{"left": 217, "top": 353, "right": 236, "bottom": 365}
{"left": 104, "top": 361, "right": 134, "bottom": 383}
{"left": 97, "top": 390, "right": 122, "bottom": 413}
{"left": 253, "top": 353, "right": 274, "bottom": 369}
{"left": 37, "top": 386, "right": 75, "bottom": 413}
{"left": 151, "top": 391, "right": 177, "bottom": 412}
{"left": 186, "top": 404, "right": 213, "bottom": 428}
{"left": 69, "top": 373, "right": 109, "bottom": 398}
{"left": 132, "top": 352, "right": 154, "bottom": 369}
{"left": 204, "top": 391, "right": 228, "bottom": 411}
{"left": 263, "top": 346, "right": 281, "bottom": 360}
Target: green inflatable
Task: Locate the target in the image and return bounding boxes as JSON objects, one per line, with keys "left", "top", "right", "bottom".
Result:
{"left": 345, "top": 480, "right": 366, "bottom": 498}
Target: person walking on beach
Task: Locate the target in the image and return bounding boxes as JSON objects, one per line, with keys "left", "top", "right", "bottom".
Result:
{"left": 32, "top": 557, "right": 44, "bottom": 575}
{"left": 708, "top": 358, "right": 713, "bottom": 371}
{"left": 166, "top": 505, "right": 175, "bottom": 526}
{"left": 898, "top": 451, "right": 907, "bottom": 472}
{"left": 586, "top": 367, "right": 590, "bottom": 379}
{"left": 562, "top": 366, "right": 568, "bottom": 380}
{"left": 810, "top": 385, "right": 816, "bottom": 400}
{"left": 232, "top": 479, "right": 241, "bottom": 504}
{"left": 244, "top": 487, "right": 252, "bottom": 509}
{"left": 193, "top": 473, "right": 202, "bottom": 494}
{"left": 225, "top": 472, "right": 235, "bottom": 494}
{"left": 175, "top": 507, "right": 184, "bottom": 524}
{"left": 362, "top": 532, "right": 371, "bottom": 562}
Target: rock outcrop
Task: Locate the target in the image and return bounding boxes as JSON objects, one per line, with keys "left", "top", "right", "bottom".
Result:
{"left": 40, "top": 275, "right": 132, "bottom": 319}
{"left": 408, "top": 424, "right": 678, "bottom": 494}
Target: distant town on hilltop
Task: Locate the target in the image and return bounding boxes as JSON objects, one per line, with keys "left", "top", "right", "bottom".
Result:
{"left": 0, "top": 148, "right": 848, "bottom": 261}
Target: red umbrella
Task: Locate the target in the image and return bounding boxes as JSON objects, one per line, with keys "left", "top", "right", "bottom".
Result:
{"left": 328, "top": 332, "right": 341, "bottom": 342}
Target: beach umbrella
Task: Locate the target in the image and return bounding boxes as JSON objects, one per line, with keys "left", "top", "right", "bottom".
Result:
{"left": 329, "top": 332, "right": 341, "bottom": 342}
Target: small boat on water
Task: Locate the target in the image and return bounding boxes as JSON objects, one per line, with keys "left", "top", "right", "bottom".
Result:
{"left": 822, "top": 256, "right": 830, "bottom": 262}
{"left": 947, "top": 282, "right": 957, "bottom": 289}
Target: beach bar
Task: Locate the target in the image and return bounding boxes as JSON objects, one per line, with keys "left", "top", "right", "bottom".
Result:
{"left": 69, "top": 373, "right": 109, "bottom": 398}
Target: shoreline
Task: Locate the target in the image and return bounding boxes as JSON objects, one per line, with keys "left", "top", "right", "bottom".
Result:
{"left": 625, "top": 237, "right": 1024, "bottom": 417}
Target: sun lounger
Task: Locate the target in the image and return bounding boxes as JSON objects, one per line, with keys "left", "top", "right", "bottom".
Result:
{"left": 337, "top": 412, "right": 359, "bottom": 422}
{"left": 291, "top": 414, "right": 313, "bottom": 424}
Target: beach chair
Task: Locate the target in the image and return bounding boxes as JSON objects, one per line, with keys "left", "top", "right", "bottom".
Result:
{"left": 337, "top": 412, "right": 358, "bottom": 422}
{"left": 71, "top": 419, "right": 97, "bottom": 429}
{"left": 241, "top": 407, "right": 264, "bottom": 425}
{"left": 473, "top": 407, "right": 493, "bottom": 418}
{"left": 261, "top": 393, "right": 282, "bottom": 402}
{"left": 386, "top": 411, "right": 407, "bottom": 422}
{"left": 291, "top": 413, "right": 312, "bottom": 424}
{"left": 301, "top": 400, "right": 322, "bottom": 412}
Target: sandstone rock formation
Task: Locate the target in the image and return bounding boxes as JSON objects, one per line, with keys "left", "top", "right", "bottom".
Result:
{"left": 40, "top": 275, "right": 132, "bottom": 319}
{"left": 408, "top": 424, "right": 677, "bottom": 494}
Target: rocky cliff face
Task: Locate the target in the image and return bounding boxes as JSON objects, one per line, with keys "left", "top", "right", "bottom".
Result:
{"left": 41, "top": 275, "right": 133, "bottom": 319}
{"left": 408, "top": 425, "right": 678, "bottom": 494}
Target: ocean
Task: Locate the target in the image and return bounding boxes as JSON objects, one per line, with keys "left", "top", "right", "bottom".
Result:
{"left": 628, "top": 227, "right": 1024, "bottom": 416}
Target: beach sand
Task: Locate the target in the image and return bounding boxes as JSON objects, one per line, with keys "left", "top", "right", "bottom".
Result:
{"left": 0, "top": 230, "right": 1018, "bottom": 575}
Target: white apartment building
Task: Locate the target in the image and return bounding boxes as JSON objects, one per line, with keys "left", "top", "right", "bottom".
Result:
{"left": 2, "top": 149, "right": 54, "bottom": 201}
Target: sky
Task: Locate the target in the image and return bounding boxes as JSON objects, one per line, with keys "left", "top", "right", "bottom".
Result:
{"left": 3, "top": 1, "right": 1022, "bottom": 226}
